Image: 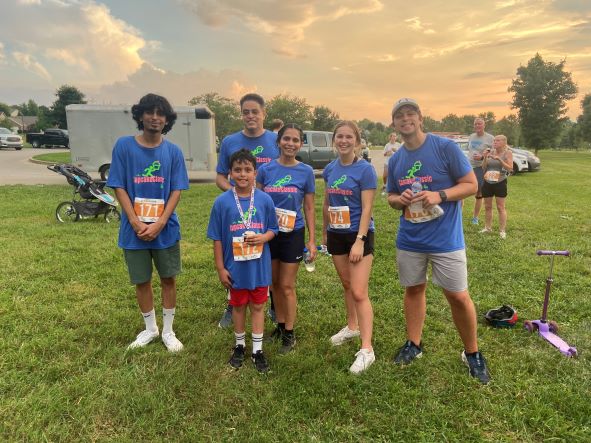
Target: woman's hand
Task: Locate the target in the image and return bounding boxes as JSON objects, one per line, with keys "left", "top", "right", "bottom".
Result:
{"left": 349, "top": 239, "right": 364, "bottom": 263}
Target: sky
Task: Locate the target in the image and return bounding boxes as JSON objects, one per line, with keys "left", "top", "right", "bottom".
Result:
{"left": 1, "top": 0, "right": 590, "bottom": 123}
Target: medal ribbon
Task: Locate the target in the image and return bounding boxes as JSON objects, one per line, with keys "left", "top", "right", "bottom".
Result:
{"left": 232, "top": 186, "right": 255, "bottom": 230}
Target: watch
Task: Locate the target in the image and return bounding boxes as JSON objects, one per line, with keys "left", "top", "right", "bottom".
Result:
{"left": 438, "top": 190, "right": 448, "bottom": 203}
{"left": 356, "top": 234, "right": 368, "bottom": 242}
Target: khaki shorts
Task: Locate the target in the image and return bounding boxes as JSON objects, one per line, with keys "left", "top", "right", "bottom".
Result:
{"left": 123, "top": 242, "right": 181, "bottom": 285}
{"left": 396, "top": 248, "right": 468, "bottom": 292}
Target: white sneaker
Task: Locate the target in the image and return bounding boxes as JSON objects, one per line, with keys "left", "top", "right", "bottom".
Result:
{"left": 330, "top": 326, "right": 360, "bottom": 346}
{"left": 499, "top": 231, "right": 507, "bottom": 239}
{"left": 349, "top": 348, "right": 375, "bottom": 374}
{"left": 127, "top": 329, "right": 159, "bottom": 350}
{"left": 479, "top": 227, "right": 492, "bottom": 233}
{"left": 162, "top": 331, "right": 184, "bottom": 352}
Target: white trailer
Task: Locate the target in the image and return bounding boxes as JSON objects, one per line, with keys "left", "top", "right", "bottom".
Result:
{"left": 66, "top": 104, "right": 217, "bottom": 179}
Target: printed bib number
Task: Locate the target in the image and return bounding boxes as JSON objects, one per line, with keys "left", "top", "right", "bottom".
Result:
{"left": 328, "top": 206, "right": 351, "bottom": 229}
{"left": 134, "top": 197, "right": 164, "bottom": 222}
{"left": 404, "top": 201, "right": 444, "bottom": 224}
{"left": 484, "top": 171, "right": 500, "bottom": 182}
{"left": 232, "top": 236, "right": 262, "bottom": 261}
{"left": 275, "top": 208, "right": 297, "bottom": 233}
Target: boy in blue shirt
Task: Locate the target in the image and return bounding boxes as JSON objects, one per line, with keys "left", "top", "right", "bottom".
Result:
{"left": 107, "top": 93, "right": 189, "bottom": 352}
{"left": 207, "top": 149, "right": 279, "bottom": 373}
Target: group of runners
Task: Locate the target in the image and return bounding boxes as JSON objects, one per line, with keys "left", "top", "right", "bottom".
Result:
{"left": 107, "top": 92, "right": 492, "bottom": 384}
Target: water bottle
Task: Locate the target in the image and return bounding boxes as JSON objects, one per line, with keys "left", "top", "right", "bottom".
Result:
{"left": 411, "top": 177, "right": 422, "bottom": 194}
{"left": 303, "top": 247, "right": 315, "bottom": 272}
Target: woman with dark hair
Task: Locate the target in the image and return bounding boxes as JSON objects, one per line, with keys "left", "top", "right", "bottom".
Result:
{"left": 131, "top": 93, "right": 177, "bottom": 135}
{"left": 256, "top": 123, "right": 316, "bottom": 354}
{"left": 322, "top": 120, "right": 377, "bottom": 374}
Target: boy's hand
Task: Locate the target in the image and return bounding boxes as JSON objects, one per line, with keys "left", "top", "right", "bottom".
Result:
{"left": 244, "top": 232, "right": 269, "bottom": 246}
{"left": 217, "top": 268, "right": 233, "bottom": 289}
{"left": 138, "top": 221, "right": 165, "bottom": 242}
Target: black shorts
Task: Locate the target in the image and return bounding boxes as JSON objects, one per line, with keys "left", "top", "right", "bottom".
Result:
{"left": 327, "top": 230, "right": 374, "bottom": 257}
{"left": 482, "top": 180, "right": 508, "bottom": 198}
{"left": 269, "top": 227, "right": 305, "bottom": 263}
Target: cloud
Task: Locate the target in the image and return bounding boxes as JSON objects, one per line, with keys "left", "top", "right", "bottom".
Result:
{"left": 405, "top": 17, "right": 436, "bottom": 34}
{"left": 177, "top": 0, "right": 384, "bottom": 57}
{"left": 13, "top": 52, "right": 51, "bottom": 81}
{"left": 94, "top": 63, "right": 257, "bottom": 106}
{"left": 0, "top": 0, "right": 152, "bottom": 86}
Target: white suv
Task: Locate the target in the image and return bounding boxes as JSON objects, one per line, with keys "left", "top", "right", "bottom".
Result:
{"left": 0, "top": 128, "right": 23, "bottom": 150}
{"left": 454, "top": 139, "right": 528, "bottom": 174}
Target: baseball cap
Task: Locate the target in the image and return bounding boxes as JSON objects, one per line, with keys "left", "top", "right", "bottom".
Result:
{"left": 392, "top": 98, "right": 420, "bottom": 116}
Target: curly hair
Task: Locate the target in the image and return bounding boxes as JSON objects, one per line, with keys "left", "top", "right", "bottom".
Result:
{"left": 230, "top": 148, "right": 257, "bottom": 170}
{"left": 131, "top": 93, "right": 177, "bottom": 134}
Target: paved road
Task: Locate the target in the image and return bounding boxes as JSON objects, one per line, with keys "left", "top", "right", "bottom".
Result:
{"left": 0, "top": 148, "right": 385, "bottom": 185}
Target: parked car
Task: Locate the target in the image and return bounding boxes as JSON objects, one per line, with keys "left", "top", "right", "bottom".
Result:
{"left": 298, "top": 130, "right": 338, "bottom": 169}
{"left": 510, "top": 147, "right": 541, "bottom": 171}
{"left": 26, "top": 128, "right": 69, "bottom": 149}
{"left": 0, "top": 128, "right": 23, "bottom": 150}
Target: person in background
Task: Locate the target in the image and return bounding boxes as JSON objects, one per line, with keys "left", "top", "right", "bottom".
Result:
{"left": 480, "top": 134, "right": 513, "bottom": 239}
{"left": 382, "top": 132, "right": 400, "bottom": 195}
{"left": 467, "top": 117, "right": 494, "bottom": 225}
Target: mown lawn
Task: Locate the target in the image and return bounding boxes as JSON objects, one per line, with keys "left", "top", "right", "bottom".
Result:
{"left": 0, "top": 151, "right": 589, "bottom": 442}
{"left": 31, "top": 151, "right": 71, "bottom": 164}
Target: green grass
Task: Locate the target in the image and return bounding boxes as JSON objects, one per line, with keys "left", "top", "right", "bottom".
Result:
{"left": 31, "top": 151, "right": 71, "bottom": 163}
{"left": 1, "top": 151, "right": 590, "bottom": 441}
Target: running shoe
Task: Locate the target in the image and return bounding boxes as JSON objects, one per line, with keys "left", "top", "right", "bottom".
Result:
{"left": 330, "top": 326, "right": 360, "bottom": 346}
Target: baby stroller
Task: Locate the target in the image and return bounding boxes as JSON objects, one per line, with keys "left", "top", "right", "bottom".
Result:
{"left": 48, "top": 164, "right": 120, "bottom": 223}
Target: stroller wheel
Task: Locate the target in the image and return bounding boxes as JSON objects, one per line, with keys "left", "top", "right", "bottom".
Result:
{"left": 56, "top": 202, "right": 79, "bottom": 223}
{"left": 104, "top": 207, "right": 121, "bottom": 223}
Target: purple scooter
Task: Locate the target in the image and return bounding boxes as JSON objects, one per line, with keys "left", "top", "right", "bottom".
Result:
{"left": 524, "top": 250, "right": 578, "bottom": 357}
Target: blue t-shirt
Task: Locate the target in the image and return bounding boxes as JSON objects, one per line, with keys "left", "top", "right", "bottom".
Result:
{"left": 107, "top": 136, "right": 189, "bottom": 250}
{"left": 322, "top": 158, "right": 377, "bottom": 234}
{"left": 256, "top": 160, "right": 315, "bottom": 231}
{"left": 207, "top": 188, "right": 279, "bottom": 290}
{"left": 387, "top": 134, "right": 472, "bottom": 253}
{"left": 216, "top": 130, "right": 279, "bottom": 175}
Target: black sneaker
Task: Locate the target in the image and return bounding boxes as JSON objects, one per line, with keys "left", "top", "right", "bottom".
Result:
{"left": 265, "top": 326, "right": 283, "bottom": 343}
{"left": 252, "top": 350, "right": 270, "bottom": 373}
{"left": 462, "top": 351, "right": 490, "bottom": 384}
{"left": 228, "top": 344, "right": 245, "bottom": 369}
{"left": 278, "top": 332, "right": 296, "bottom": 355}
{"left": 393, "top": 340, "right": 423, "bottom": 365}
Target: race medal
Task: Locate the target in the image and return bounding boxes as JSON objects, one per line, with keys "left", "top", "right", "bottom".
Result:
{"left": 275, "top": 208, "right": 296, "bottom": 233}
{"left": 232, "top": 236, "right": 262, "bottom": 261}
{"left": 484, "top": 171, "right": 500, "bottom": 182}
{"left": 328, "top": 206, "right": 351, "bottom": 229}
{"left": 134, "top": 197, "right": 164, "bottom": 222}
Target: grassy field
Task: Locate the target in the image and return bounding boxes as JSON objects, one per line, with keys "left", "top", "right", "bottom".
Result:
{"left": 1, "top": 151, "right": 589, "bottom": 442}
{"left": 31, "top": 151, "right": 71, "bottom": 164}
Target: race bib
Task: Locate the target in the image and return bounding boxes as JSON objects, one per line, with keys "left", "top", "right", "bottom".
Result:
{"left": 232, "top": 236, "right": 262, "bottom": 261}
{"left": 484, "top": 171, "right": 500, "bottom": 182}
{"left": 134, "top": 197, "right": 164, "bottom": 222}
{"left": 275, "top": 208, "right": 297, "bottom": 233}
{"left": 404, "top": 201, "right": 444, "bottom": 224}
{"left": 328, "top": 206, "right": 351, "bottom": 229}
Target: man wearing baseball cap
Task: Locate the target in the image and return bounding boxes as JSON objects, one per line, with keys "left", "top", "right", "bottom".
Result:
{"left": 386, "top": 98, "right": 491, "bottom": 384}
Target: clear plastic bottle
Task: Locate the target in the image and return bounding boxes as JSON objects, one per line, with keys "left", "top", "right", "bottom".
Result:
{"left": 303, "top": 247, "right": 315, "bottom": 272}
{"left": 411, "top": 177, "right": 423, "bottom": 195}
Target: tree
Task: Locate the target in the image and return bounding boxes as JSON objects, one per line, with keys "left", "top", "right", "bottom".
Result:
{"left": 440, "top": 114, "right": 465, "bottom": 132}
{"left": 312, "top": 105, "right": 340, "bottom": 131}
{"left": 188, "top": 92, "right": 242, "bottom": 140}
{"left": 494, "top": 114, "right": 521, "bottom": 146}
{"left": 50, "top": 85, "right": 86, "bottom": 129}
{"left": 508, "top": 53, "right": 577, "bottom": 153}
{"left": 265, "top": 94, "right": 313, "bottom": 129}
{"left": 35, "top": 106, "right": 53, "bottom": 131}
{"left": 422, "top": 116, "right": 442, "bottom": 132}
{"left": 577, "top": 93, "right": 591, "bottom": 146}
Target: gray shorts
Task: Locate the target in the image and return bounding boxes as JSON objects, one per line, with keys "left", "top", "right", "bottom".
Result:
{"left": 396, "top": 248, "right": 468, "bottom": 292}
{"left": 123, "top": 242, "right": 181, "bottom": 285}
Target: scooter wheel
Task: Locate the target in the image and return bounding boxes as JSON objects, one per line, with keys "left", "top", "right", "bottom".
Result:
{"left": 568, "top": 348, "right": 578, "bottom": 358}
{"left": 524, "top": 320, "right": 536, "bottom": 333}
{"left": 549, "top": 321, "right": 559, "bottom": 333}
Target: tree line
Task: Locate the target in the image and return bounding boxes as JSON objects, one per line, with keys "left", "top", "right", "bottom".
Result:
{"left": 2, "top": 54, "right": 590, "bottom": 152}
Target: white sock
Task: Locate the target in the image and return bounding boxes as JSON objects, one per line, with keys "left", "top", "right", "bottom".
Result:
{"left": 235, "top": 332, "right": 246, "bottom": 347}
{"left": 252, "top": 332, "right": 263, "bottom": 353}
{"left": 162, "top": 307, "right": 176, "bottom": 334}
{"left": 142, "top": 309, "right": 158, "bottom": 333}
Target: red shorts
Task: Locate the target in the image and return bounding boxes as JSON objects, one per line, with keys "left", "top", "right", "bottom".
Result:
{"left": 229, "top": 286, "right": 269, "bottom": 307}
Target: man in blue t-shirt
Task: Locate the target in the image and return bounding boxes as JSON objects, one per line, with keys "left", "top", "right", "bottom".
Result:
{"left": 107, "top": 94, "right": 189, "bottom": 353}
{"left": 215, "top": 93, "right": 279, "bottom": 328}
{"left": 386, "top": 98, "right": 491, "bottom": 384}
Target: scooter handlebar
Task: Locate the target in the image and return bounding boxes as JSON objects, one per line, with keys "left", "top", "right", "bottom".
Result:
{"left": 537, "top": 250, "right": 570, "bottom": 256}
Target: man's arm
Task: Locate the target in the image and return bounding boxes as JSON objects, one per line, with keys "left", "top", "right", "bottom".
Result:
{"left": 114, "top": 188, "right": 149, "bottom": 237}
{"left": 418, "top": 170, "right": 477, "bottom": 209}
{"left": 216, "top": 173, "right": 232, "bottom": 192}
